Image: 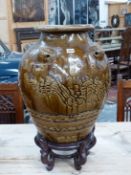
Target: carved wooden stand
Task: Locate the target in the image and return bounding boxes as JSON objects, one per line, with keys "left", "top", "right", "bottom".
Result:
{"left": 34, "top": 127, "right": 96, "bottom": 171}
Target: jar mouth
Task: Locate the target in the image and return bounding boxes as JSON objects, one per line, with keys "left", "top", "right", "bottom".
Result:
{"left": 35, "top": 24, "right": 94, "bottom": 33}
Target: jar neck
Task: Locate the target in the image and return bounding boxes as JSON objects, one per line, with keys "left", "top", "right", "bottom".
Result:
{"left": 40, "top": 32, "right": 89, "bottom": 47}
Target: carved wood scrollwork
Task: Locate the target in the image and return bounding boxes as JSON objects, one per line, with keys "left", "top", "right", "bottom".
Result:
{"left": 0, "top": 95, "right": 15, "bottom": 113}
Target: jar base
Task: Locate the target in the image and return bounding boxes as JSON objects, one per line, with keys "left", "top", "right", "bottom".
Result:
{"left": 34, "top": 127, "right": 96, "bottom": 171}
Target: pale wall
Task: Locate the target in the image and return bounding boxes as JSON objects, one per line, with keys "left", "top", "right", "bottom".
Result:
{"left": 99, "top": 0, "right": 108, "bottom": 27}
{"left": 100, "top": 0, "right": 131, "bottom": 27}
{"left": 0, "top": 0, "right": 9, "bottom": 46}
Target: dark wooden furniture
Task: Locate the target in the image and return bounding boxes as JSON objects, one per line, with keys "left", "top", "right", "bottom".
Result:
{"left": 118, "top": 27, "right": 131, "bottom": 77}
{"left": 0, "top": 83, "right": 24, "bottom": 124}
{"left": 94, "top": 27, "right": 128, "bottom": 83}
{"left": 105, "top": 48, "right": 120, "bottom": 59}
{"left": 110, "top": 62, "right": 129, "bottom": 83}
{"left": 117, "top": 79, "right": 131, "bottom": 121}
{"left": 111, "top": 27, "right": 131, "bottom": 82}
{"left": 14, "top": 28, "right": 41, "bottom": 51}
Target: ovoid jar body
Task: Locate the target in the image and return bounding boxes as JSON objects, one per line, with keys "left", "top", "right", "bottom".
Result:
{"left": 19, "top": 25, "right": 110, "bottom": 143}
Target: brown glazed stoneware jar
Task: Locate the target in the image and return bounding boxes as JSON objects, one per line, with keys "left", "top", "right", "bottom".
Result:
{"left": 19, "top": 25, "right": 110, "bottom": 144}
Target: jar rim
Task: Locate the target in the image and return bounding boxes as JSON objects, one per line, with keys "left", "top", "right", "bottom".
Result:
{"left": 35, "top": 24, "right": 94, "bottom": 33}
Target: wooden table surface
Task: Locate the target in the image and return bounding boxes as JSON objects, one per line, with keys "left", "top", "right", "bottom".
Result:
{"left": 0, "top": 123, "right": 131, "bottom": 175}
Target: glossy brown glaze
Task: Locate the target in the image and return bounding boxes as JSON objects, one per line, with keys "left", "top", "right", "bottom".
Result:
{"left": 19, "top": 25, "right": 110, "bottom": 143}
{"left": 35, "top": 24, "right": 94, "bottom": 33}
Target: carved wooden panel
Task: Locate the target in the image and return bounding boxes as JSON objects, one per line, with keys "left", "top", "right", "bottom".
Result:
{"left": 0, "top": 83, "right": 24, "bottom": 124}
